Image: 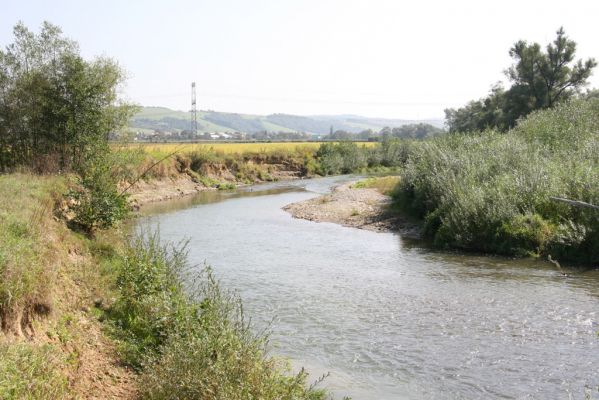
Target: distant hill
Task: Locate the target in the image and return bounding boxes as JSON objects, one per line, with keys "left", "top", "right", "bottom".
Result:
{"left": 129, "top": 106, "right": 444, "bottom": 135}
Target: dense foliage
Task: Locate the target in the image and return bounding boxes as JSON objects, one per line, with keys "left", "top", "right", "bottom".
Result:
{"left": 66, "top": 152, "right": 129, "bottom": 234}
{"left": 445, "top": 28, "right": 596, "bottom": 132}
{"left": 398, "top": 99, "right": 599, "bottom": 264}
{"left": 0, "top": 22, "right": 134, "bottom": 233}
{"left": 0, "top": 22, "right": 133, "bottom": 172}
{"left": 315, "top": 139, "right": 413, "bottom": 175}
{"left": 109, "top": 232, "right": 328, "bottom": 399}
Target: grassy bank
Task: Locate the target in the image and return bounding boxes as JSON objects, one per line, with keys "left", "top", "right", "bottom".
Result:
{"left": 0, "top": 173, "right": 139, "bottom": 398}
{"left": 113, "top": 142, "right": 321, "bottom": 188}
{"left": 351, "top": 176, "right": 401, "bottom": 196}
{"left": 394, "top": 99, "right": 599, "bottom": 265}
{"left": 107, "top": 232, "right": 327, "bottom": 399}
{"left": 0, "top": 174, "right": 63, "bottom": 337}
{"left": 0, "top": 173, "right": 330, "bottom": 399}
{"left": 113, "top": 141, "right": 385, "bottom": 191}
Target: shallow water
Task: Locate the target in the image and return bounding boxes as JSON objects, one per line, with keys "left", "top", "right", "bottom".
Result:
{"left": 137, "top": 176, "right": 599, "bottom": 399}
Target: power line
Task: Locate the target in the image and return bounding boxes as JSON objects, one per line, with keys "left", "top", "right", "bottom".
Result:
{"left": 190, "top": 82, "right": 197, "bottom": 135}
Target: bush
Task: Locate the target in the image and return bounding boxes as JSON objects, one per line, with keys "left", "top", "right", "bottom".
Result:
{"left": 139, "top": 270, "right": 327, "bottom": 400}
{"left": 67, "top": 152, "right": 129, "bottom": 234}
{"left": 108, "top": 232, "right": 189, "bottom": 368}
{"left": 372, "top": 138, "right": 416, "bottom": 167}
{"left": 108, "top": 232, "right": 328, "bottom": 399}
{"left": 316, "top": 142, "right": 368, "bottom": 175}
{"left": 498, "top": 214, "right": 555, "bottom": 256}
{"left": 394, "top": 99, "right": 599, "bottom": 264}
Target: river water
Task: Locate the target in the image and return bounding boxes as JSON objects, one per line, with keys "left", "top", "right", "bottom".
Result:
{"left": 137, "top": 176, "right": 599, "bottom": 399}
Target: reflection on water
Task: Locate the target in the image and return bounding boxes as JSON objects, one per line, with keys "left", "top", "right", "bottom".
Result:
{"left": 136, "top": 176, "right": 599, "bottom": 400}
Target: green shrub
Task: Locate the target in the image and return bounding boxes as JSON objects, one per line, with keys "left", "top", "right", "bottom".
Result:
{"left": 108, "top": 232, "right": 190, "bottom": 368}
{"left": 188, "top": 150, "right": 221, "bottom": 172}
{"left": 498, "top": 214, "right": 555, "bottom": 256}
{"left": 316, "top": 142, "right": 369, "bottom": 175}
{"left": 394, "top": 99, "right": 599, "bottom": 264}
{"left": 371, "top": 138, "right": 416, "bottom": 167}
{"left": 217, "top": 182, "right": 236, "bottom": 190}
{"left": 139, "top": 270, "right": 327, "bottom": 400}
{"left": 108, "top": 232, "right": 328, "bottom": 398}
{"left": 67, "top": 152, "right": 129, "bottom": 234}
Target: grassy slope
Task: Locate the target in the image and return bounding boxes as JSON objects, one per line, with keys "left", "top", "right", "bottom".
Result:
{"left": 0, "top": 174, "right": 137, "bottom": 399}
{"left": 352, "top": 176, "right": 401, "bottom": 196}
{"left": 258, "top": 119, "right": 298, "bottom": 133}
{"left": 0, "top": 173, "right": 329, "bottom": 399}
{"left": 132, "top": 107, "right": 235, "bottom": 133}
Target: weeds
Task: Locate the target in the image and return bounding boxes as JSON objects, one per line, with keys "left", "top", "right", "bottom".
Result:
{"left": 0, "top": 175, "right": 64, "bottom": 334}
{"left": 352, "top": 176, "right": 400, "bottom": 195}
{"left": 107, "top": 231, "right": 329, "bottom": 399}
{"left": 395, "top": 99, "right": 599, "bottom": 264}
{"left": 0, "top": 344, "right": 69, "bottom": 399}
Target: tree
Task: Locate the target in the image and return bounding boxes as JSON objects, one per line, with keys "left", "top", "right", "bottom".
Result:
{"left": 507, "top": 27, "right": 596, "bottom": 109}
{"left": 0, "top": 21, "right": 134, "bottom": 172}
{"left": 445, "top": 84, "right": 507, "bottom": 132}
{"left": 445, "top": 28, "right": 596, "bottom": 132}
{"left": 390, "top": 123, "right": 445, "bottom": 139}
{"left": 583, "top": 88, "right": 599, "bottom": 100}
{"left": 0, "top": 21, "right": 135, "bottom": 233}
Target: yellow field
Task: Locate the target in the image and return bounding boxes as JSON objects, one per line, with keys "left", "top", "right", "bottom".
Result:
{"left": 116, "top": 141, "right": 376, "bottom": 157}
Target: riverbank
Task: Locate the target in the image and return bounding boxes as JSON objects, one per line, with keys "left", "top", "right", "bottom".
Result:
{"left": 122, "top": 150, "right": 310, "bottom": 208}
{"left": 126, "top": 174, "right": 213, "bottom": 208}
{"left": 139, "top": 174, "right": 599, "bottom": 399}
{"left": 0, "top": 174, "right": 138, "bottom": 399}
{"left": 0, "top": 173, "right": 328, "bottom": 399}
{"left": 283, "top": 179, "right": 422, "bottom": 238}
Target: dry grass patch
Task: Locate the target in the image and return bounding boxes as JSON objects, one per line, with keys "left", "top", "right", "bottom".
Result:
{"left": 352, "top": 176, "right": 401, "bottom": 195}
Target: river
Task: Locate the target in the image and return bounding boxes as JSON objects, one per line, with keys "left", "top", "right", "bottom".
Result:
{"left": 137, "top": 176, "right": 599, "bottom": 399}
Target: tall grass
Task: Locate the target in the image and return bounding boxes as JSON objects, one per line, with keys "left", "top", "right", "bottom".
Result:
{"left": 0, "top": 175, "right": 64, "bottom": 334}
{"left": 395, "top": 99, "right": 599, "bottom": 264}
{"left": 108, "top": 232, "right": 328, "bottom": 399}
{"left": 352, "top": 176, "right": 401, "bottom": 195}
{"left": 0, "top": 344, "right": 69, "bottom": 399}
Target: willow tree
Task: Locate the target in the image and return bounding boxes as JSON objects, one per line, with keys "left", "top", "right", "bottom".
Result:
{"left": 0, "top": 21, "right": 133, "bottom": 172}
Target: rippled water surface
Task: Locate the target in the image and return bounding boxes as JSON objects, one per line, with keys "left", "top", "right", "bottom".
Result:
{"left": 138, "top": 176, "right": 599, "bottom": 399}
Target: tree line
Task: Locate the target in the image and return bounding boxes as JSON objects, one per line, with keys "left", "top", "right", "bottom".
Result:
{"left": 0, "top": 21, "right": 133, "bottom": 172}
{"left": 445, "top": 28, "right": 596, "bottom": 132}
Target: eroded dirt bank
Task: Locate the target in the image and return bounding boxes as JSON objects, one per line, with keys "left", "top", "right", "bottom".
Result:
{"left": 126, "top": 162, "right": 305, "bottom": 208}
{"left": 126, "top": 174, "right": 211, "bottom": 208}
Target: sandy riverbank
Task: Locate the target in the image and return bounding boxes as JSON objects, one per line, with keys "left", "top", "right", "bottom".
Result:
{"left": 126, "top": 174, "right": 213, "bottom": 209}
{"left": 283, "top": 182, "right": 421, "bottom": 238}
{"left": 126, "top": 166, "right": 305, "bottom": 209}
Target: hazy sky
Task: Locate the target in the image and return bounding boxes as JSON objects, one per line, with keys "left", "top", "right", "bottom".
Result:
{"left": 2, "top": 0, "right": 599, "bottom": 119}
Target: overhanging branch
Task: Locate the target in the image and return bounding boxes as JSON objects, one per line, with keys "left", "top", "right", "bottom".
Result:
{"left": 550, "top": 197, "right": 599, "bottom": 211}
